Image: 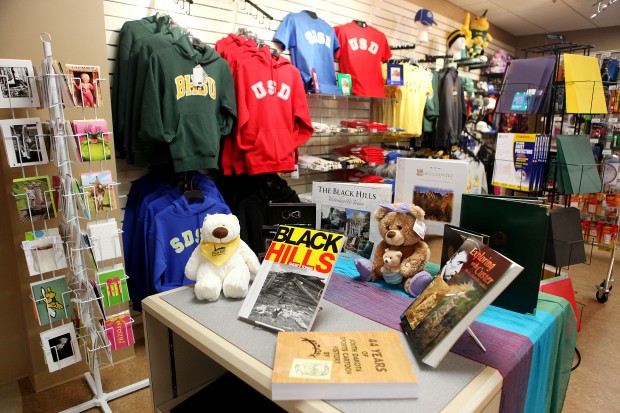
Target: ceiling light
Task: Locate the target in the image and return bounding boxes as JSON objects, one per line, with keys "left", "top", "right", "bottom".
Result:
{"left": 591, "top": 12, "right": 598, "bottom": 18}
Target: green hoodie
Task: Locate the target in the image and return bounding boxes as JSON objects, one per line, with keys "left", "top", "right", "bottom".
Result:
{"left": 138, "top": 35, "right": 237, "bottom": 172}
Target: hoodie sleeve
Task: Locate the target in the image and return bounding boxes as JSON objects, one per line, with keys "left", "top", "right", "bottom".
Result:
{"left": 217, "top": 62, "right": 237, "bottom": 137}
{"left": 139, "top": 54, "right": 175, "bottom": 144}
{"left": 290, "top": 71, "right": 314, "bottom": 148}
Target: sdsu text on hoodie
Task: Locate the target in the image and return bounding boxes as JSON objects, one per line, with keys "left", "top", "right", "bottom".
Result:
{"left": 233, "top": 47, "right": 313, "bottom": 175}
{"left": 139, "top": 36, "right": 237, "bottom": 172}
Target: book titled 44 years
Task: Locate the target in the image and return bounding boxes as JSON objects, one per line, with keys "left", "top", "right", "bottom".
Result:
{"left": 238, "top": 225, "right": 344, "bottom": 333}
{"left": 272, "top": 331, "right": 418, "bottom": 400}
{"left": 401, "top": 238, "right": 524, "bottom": 368}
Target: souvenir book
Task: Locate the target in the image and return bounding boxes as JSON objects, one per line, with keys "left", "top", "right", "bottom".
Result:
{"left": 312, "top": 182, "right": 392, "bottom": 259}
{"left": 30, "top": 275, "right": 74, "bottom": 326}
{"left": 492, "top": 133, "right": 549, "bottom": 192}
{"left": 12, "top": 175, "right": 57, "bottom": 223}
{"left": 0, "top": 117, "right": 48, "bottom": 167}
{"left": 97, "top": 264, "right": 129, "bottom": 307}
{"left": 0, "top": 59, "right": 40, "bottom": 108}
{"left": 71, "top": 119, "right": 111, "bottom": 161}
{"left": 65, "top": 64, "right": 102, "bottom": 107}
{"left": 272, "top": 330, "right": 418, "bottom": 400}
{"left": 440, "top": 224, "right": 489, "bottom": 268}
{"left": 81, "top": 170, "right": 117, "bottom": 213}
{"left": 40, "top": 322, "right": 81, "bottom": 372}
{"left": 105, "top": 310, "right": 135, "bottom": 351}
{"left": 21, "top": 228, "right": 67, "bottom": 276}
{"left": 238, "top": 225, "right": 344, "bottom": 332}
{"left": 401, "top": 238, "right": 523, "bottom": 367}
{"left": 394, "top": 158, "right": 468, "bottom": 236}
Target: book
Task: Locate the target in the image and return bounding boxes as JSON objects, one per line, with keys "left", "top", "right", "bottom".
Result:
{"left": 460, "top": 194, "right": 549, "bottom": 314}
{"left": 556, "top": 135, "right": 602, "bottom": 194}
{"left": 492, "top": 133, "right": 549, "bottom": 191}
{"left": 238, "top": 225, "right": 345, "bottom": 332}
{"left": 0, "top": 59, "right": 40, "bottom": 108}
{"left": 440, "top": 224, "right": 489, "bottom": 268}
{"left": 564, "top": 54, "right": 608, "bottom": 114}
{"left": 65, "top": 64, "right": 102, "bottom": 107}
{"left": 105, "top": 310, "right": 135, "bottom": 351}
{"left": 97, "top": 264, "right": 129, "bottom": 307}
{"left": 401, "top": 238, "right": 524, "bottom": 367}
{"left": 0, "top": 117, "right": 48, "bottom": 167}
{"left": 21, "top": 228, "right": 67, "bottom": 276}
{"left": 312, "top": 182, "right": 392, "bottom": 259}
{"left": 86, "top": 218, "right": 122, "bottom": 263}
{"left": 394, "top": 158, "right": 469, "bottom": 236}
{"left": 30, "top": 275, "right": 74, "bottom": 326}
{"left": 81, "top": 170, "right": 117, "bottom": 213}
{"left": 271, "top": 330, "right": 418, "bottom": 400}
{"left": 12, "top": 175, "right": 57, "bottom": 223}
{"left": 71, "top": 119, "right": 111, "bottom": 161}
{"left": 40, "top": 322, "right": 81, "bottom": 372}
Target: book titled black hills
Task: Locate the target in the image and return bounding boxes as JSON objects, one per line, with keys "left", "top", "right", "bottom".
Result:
{"left": 401, "top": 238, "right": 523, "bottom": 367}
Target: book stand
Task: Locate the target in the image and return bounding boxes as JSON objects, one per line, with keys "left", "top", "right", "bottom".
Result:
{"left": 467, "top": 327, "right": 487, "bottom": 352}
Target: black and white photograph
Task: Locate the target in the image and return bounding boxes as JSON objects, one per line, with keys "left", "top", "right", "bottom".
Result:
{"left": 0, "top": 59, "right": 40, "bottom": 108}
{"left": 320, "top": 205, "right": 347, "bottom": 233}
{"left": 247, "top": 262, "right": 327, "bottom": 332}
{"left": 0, "top": 117, "right": 48, "bottom": 167}
{"left": 40, "top": 322, "right": 81, "bottom": 373}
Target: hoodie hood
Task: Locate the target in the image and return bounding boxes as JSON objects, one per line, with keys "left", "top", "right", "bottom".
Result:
{"left": 256, "top": 46, "right": 291, "bottom": 70}
{"left": 173, "top": 35, "right": 220, "bottom": 64}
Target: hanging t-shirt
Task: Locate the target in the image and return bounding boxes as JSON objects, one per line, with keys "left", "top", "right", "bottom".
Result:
{"left": 397, "top": 64, "right": 433, "bottom": 136}
{"left": 334, "top": 21, "right": 392, "bottom": 98}
{"left": 274, "top": 11, "right": 341, "bottom": 94}
{"left": 468, "top": 160, "right": 488, "bottom": 194}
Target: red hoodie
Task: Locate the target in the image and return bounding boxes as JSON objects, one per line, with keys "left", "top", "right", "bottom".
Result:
{"left": 232, "top": 47, "right": 313, "bottom": 175}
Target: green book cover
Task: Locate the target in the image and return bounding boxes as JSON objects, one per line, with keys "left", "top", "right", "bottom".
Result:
{"left": 97, "top": 264, "right": 129, "bottom": 307}
{"left": 460, "top": 194, "right": 549, "bottom": 314}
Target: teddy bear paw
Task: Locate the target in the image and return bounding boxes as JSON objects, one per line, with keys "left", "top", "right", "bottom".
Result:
{"left": 223, "top": 280, "right": 248, "bottom": 299}
{"left": 194, "top": 277, "right": 222, "bottom": 302}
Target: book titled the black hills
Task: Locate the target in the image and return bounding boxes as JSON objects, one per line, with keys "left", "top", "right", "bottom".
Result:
{"left": 401, "top": 238, "right": 523, "bottom": 367}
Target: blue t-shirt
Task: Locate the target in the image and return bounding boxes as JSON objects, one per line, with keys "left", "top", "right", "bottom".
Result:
{"left": 274, "top": 11, "right": 340, "bottom": 94}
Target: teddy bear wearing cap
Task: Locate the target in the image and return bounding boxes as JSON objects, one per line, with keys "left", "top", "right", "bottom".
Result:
{"left": 355, "top": 203, "right": 432, "bottom": 296}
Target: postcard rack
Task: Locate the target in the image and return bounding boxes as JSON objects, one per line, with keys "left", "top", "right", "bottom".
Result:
{"left": 36, "top": 33, "right": 149, "bottom": 412}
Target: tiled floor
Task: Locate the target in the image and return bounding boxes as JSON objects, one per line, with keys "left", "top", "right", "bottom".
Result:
{"left": 13, "top": 242, "right": 620, "bottom": 412}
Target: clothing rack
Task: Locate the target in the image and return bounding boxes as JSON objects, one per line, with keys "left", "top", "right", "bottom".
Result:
{"left": 239, "top": 0, "right": 273, "bottom": 25}
{"left": 390, "top": 44, "right": 416, "bottom": 50}
{"left": 522, "top": 42, "right": 593, "bottom": 58}
{"left": 419, "top": 54, "right": 453, "bottom": 63}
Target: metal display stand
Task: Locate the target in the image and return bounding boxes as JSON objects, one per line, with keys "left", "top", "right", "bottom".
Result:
{"left": 35, "top": 33, "right": 149, "bottom": 413}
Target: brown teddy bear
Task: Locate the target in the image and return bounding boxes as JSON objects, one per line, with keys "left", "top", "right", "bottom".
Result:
{"left": 370, "top": 203, "right": 431, "bottom": 293}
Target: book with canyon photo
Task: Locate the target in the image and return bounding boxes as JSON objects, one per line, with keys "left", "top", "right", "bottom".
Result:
{"left": 238, "top": 225, "right": 344, "bottom": 333}
{"left": 401, "top": 238, "right": 523, "bottom": 367}
{"left": 394, "top": 158, "right": 468, "bottom": 236}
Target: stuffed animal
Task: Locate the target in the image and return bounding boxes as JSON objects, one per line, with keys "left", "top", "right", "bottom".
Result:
{"left": 380, "top": 248, "right": 403, "bottom": 284}
{"left": 467, "top": 10, "right": 493, "bottom": 60}
{"left": 185, "top": 213, "right": 260, "bottom": 302}
{"left": 364, "top": 203, "right": 431, "bottom": 294}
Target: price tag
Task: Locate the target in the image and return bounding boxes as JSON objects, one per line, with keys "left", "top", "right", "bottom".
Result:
{"left": 609, "top": 117, "right": 618, "bottom": 124}
{"left": 413, "top": 220, "right": 426, "bottom": 239}
{"left": 592, "top": 118, "right": 602, "bottom": 123}
{"left": 291, "top": 164, "right": 300, "bottom": 179}
{"left": 193, "top": 64, "right": 205, "bottom": 87}
{"left": 591, "top": 139, "right": 599, "bottom": 144}
{"left": 603, "top": 149, "right": 612, "bottom": 155}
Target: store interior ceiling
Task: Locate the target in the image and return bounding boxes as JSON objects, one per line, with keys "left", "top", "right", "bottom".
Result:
{"left": 447, "top": 0, "right": 620, "bottom": 36}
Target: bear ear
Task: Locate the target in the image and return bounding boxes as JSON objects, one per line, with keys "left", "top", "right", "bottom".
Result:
{"left": 374, "top": 205, "right": 391, "bottom": 221}
{"left": 395, "top": 251, "right": 403, "bottom": 258}
{"left": 410, "top": 204, "right": 426, "bottom": 221}
{"left": 385, "top": 248, "right": 390, "bottom": 252}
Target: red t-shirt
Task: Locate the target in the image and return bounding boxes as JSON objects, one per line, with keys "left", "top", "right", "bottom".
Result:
{"left": 334, "top": 21, "right": 392, "bottom": 98}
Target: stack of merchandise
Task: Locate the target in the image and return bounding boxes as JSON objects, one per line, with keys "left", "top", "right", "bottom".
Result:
{"left": 556, "top": 134, "right": 602, "bottom": 194}
{"left": 298, "top": 155, "right": 343, "bottom": 171}
{"left": 496, "top": 55, "right": 556, "bottom": 115}
{"left": 340, "top": 120, "right": 389, "bottom": 132}
{"left": 335, "top": 144, "right": 385, "bottom": 165}
{"left": 216, "top": 33, "right": 313, "bottom": 175}
{"left": 492, "top": 133, "right": 550, "bottom": 192}
{"left": 121, "top": 171, "right": 230, "bottom": 311}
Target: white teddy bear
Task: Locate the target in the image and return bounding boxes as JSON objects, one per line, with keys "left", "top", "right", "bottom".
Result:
{"left": 185, "top": 213, "right": 260, "bottom": 301}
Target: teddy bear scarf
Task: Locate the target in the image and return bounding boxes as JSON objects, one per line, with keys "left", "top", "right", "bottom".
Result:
{"left": 199, "top": 236, "right": 241, "bottom": 266}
